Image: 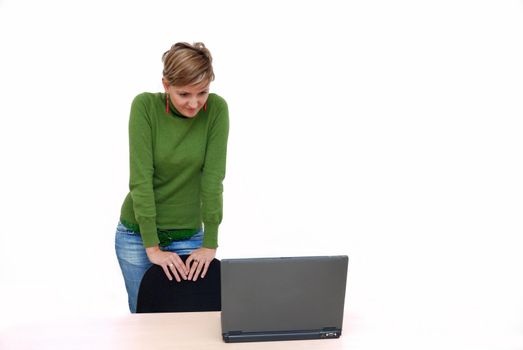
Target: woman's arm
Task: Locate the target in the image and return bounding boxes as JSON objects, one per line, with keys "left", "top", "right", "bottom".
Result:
{"left": 187, "top": 96, "right": 229, "bottom": 279}
{"left": 128, "top": 94, "right": 160, "bottom": 248}
{"left": 199, "top": 97, "right": 230, "bottom": 248}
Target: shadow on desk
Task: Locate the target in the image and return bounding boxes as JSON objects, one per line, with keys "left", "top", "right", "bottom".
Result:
{"left": 136, "top": 256, "right": 221, "bottom": 313}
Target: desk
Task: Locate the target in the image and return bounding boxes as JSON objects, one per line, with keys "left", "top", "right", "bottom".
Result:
{"left": 0, "top": 312, "right": 346, "bottom": 350}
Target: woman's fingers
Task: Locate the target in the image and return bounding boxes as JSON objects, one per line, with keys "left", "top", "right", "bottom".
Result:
{"left": 159, "top": 253, "right": 188, "bottom": 282}
{"left": 169, "top": 263, "right": 182, "bottom": 282}
{"left": 162, "top": 265, "right": 174, "bottom": 281}
{"left": 185, "top": 256, "right": 193, "bottom": 271}
{"left": 187, "top": 259, "right": 208, "bottom": 281}
{"left": 170, "top": 258, "right": 210, "bottom": 281}
{"left": 201, "top": 260, "right": 210, "bottom": 278}
{"left": 173, "top": 261, "right": 187, "bottom": 281}
{"left": 186, "top": 253, "right": 201, "bottom": 279}
{"left": 187, "top": 259, "right": 199, "bottom": 280}
{"left": 162, "top": 249, "right": 216, "bottom": 282}
{"left": 186, "top": 248, "right": 216, "bottom": 280}
{"left": 172, "top": 255, "right": 188, "bottom": 277}
{"left": 192, "top": 261, "right": 205, "bottom": 281}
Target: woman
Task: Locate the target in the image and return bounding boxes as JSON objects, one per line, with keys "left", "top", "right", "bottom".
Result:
{"left": 115, "top": 42, "right": 229, "bottom": 313}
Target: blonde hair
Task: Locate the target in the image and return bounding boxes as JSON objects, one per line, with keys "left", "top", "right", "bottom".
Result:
{"left": 162, "top": 42, "right": 214, "bottom": 86}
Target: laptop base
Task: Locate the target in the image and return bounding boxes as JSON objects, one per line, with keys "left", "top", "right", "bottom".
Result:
{"left": 223, "top": 328, "right": 341, "bottom": 343}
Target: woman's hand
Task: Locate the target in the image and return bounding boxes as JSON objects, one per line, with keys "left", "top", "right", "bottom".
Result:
{"left": 185, "top": 248, "right": 216, "bottom": 281}
{"left": 146, "top": 246, "right": 188, "bottom": 282}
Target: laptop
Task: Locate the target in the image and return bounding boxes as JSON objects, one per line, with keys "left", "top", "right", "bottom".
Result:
{"left": 220, "top": 255, "right": 348, "bottom": 343}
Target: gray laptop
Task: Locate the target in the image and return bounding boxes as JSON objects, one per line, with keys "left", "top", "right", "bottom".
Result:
{"left": 220, "top": 255, "right": 348, "bottom": 343}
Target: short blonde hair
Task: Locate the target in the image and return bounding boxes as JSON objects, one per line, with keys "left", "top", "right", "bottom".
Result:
{"left": 162, "top": 42, "right": 214, "bottom": 86}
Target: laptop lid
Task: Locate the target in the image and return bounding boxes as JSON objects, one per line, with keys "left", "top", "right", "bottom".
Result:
{"left": 220, "top": 255, "right": 348, "bottom": 342}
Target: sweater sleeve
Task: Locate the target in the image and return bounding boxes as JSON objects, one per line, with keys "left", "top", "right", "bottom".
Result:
{"left": 201, "top": 98, "right": 229, "bottom": 248}
{"left": 128, "top": 94, "right": 159, "bottom": 247}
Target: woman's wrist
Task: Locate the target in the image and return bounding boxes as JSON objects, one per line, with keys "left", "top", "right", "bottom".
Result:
{"left": 145, "top": 245, "right": 160, "bottom": 259}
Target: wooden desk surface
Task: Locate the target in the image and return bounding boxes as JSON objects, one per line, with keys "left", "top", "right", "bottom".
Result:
{"left": 0, "top": 312, "right": 346, "bottom": 350}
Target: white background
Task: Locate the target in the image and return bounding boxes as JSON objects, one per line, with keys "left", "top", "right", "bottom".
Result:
{"left": 1, "top": 0, "right": 522, "bottom": 349}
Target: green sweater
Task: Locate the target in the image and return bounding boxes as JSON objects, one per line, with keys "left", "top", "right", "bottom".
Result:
{"left": 120, "top": 92, "right": 229, "bottom": 248}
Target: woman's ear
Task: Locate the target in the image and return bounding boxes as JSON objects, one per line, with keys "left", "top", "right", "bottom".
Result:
{"left": 162, "top": 78, "right": 170, "bottom": 92}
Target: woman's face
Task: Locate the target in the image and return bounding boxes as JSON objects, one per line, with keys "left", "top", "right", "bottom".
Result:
{"left": 163, "top": 79, "right": 210, "bottom": 118}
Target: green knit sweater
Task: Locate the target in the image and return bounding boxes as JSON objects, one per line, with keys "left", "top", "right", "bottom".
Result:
{"left": 120, "top": 92, "right": 229, "bottom": 248}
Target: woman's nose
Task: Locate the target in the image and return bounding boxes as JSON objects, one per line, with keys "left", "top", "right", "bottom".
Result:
{"left": 188, "top": 99, "right": 198, "bottom": 108}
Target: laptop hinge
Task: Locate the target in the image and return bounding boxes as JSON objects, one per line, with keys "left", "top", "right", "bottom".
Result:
{"left": 320, "top": 327, "right": 341, "bottom": 338}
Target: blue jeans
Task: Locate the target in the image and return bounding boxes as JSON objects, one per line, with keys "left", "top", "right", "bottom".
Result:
{"left": 115, "top": 221, "right": 203, "bottom": 313}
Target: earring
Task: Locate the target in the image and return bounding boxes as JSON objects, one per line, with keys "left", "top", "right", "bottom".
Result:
{"left": 204, "top": 102, "right": 207, "bottom": 112}
{"left": 165, "top": 93, "right": 170, "bottom": 113}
